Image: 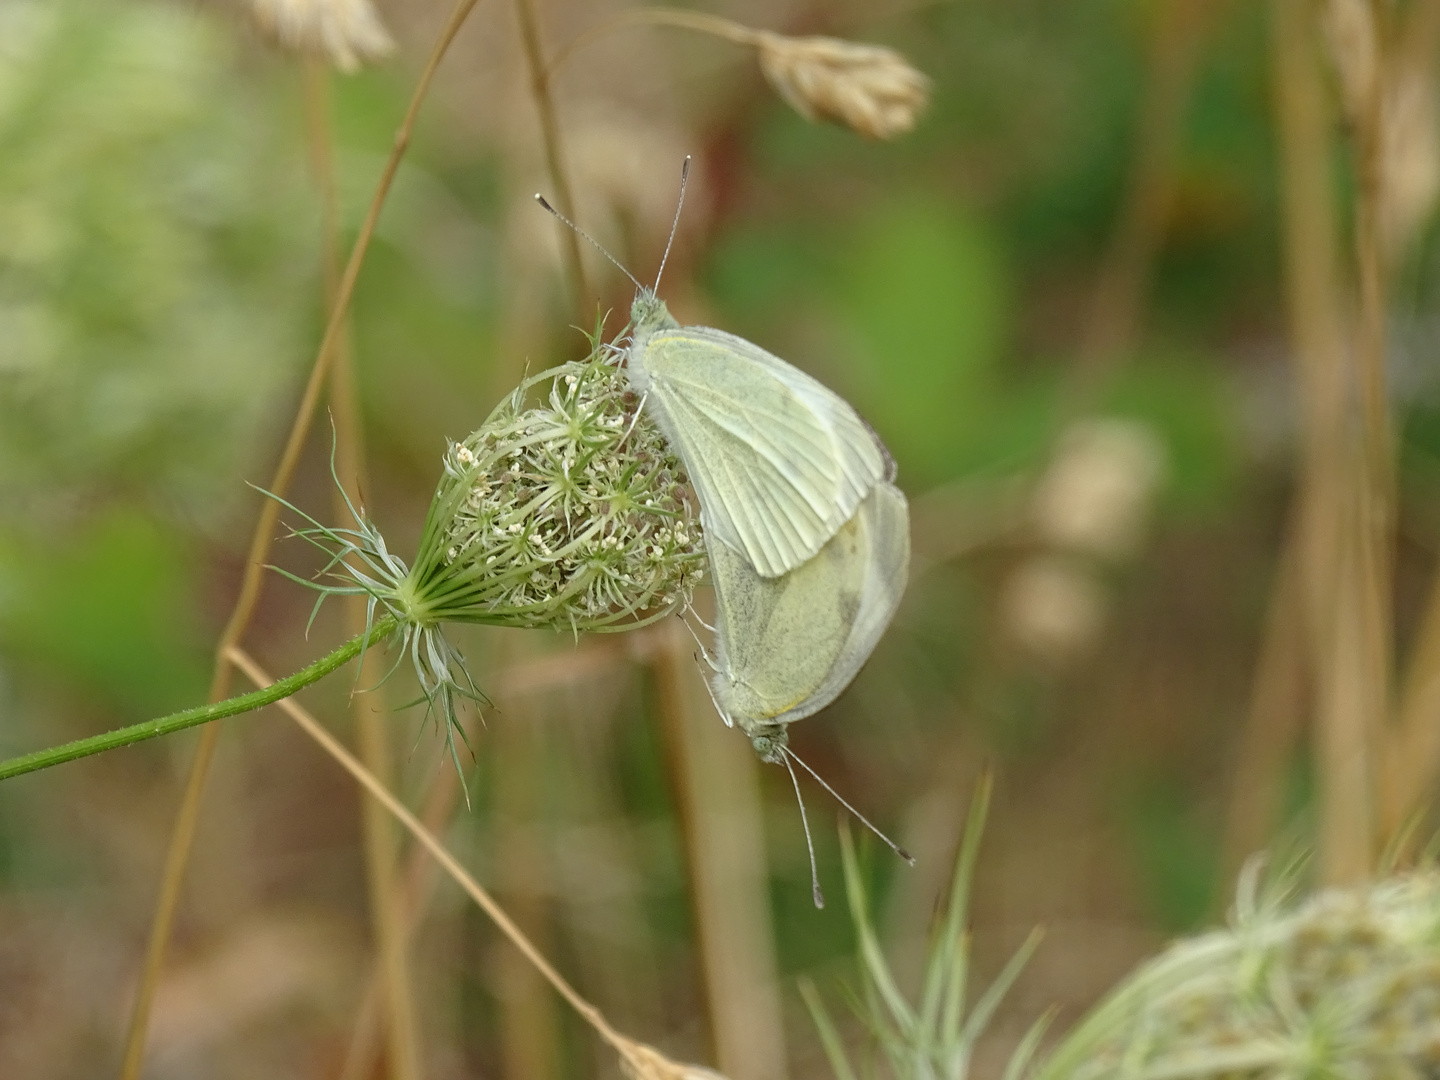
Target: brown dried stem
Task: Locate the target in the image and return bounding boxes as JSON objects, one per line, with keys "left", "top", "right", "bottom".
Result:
{"left": 225, "top": 646, "right": 641, "bottom": 1056}
{"left": 651, "top": 621, "right": 788, "bottom": 1080}
{"left": 304, "top": 52, "right": 423, "bottom": 1080}
{"left": 1078, "top": 0, "right": 1217, "bottom": 373}
{"left": 117, "top": 3, "right": 484, "bottom": 1075}
{"left": 1221, "top": 539, "right": 1308, "bottom": 884}
{"left": 1378, "top": 0, "right": 1440, "bottom": 848}
{"left": 514, "top": 0, "right": 589, "bottom": 308}
{"left": 1271, "top": 0, "right": 1376, "bottom": 884}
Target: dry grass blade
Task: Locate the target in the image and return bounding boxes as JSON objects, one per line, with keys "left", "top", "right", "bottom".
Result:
{"left": 651, "top": 620, "right": 788, "bottom": 1080}
{"left": 226, "top": 646, "right": 730, "bottom": 1080}
{"left": 1077, "top": 0, "right": 1216, "bottom": 372}
{"left": 305, "top": 49, "right": 422, "bottom": 1080}
{"left": 514, "top": 0, "right": 589, "bottom": 307}
{"left": 1270, "top": 0, "right": 1379, "bottom": 886}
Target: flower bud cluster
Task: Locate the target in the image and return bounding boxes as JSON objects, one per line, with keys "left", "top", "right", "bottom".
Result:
{"left": 407, "top": 348, "right": 705, "bottom": 631}
{"left": 289, "top": 335, "right": 705, "bottom": 759}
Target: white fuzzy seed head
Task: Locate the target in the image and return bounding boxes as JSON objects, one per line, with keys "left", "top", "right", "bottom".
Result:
{"left": 1038, "top": 868, "right": 1440, "bottom": 1080}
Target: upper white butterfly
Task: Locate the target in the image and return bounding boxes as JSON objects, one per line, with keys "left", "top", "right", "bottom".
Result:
{"left": 537, "top": 159, "right": 888, "bottom": 576}
{"left": 623, "top": 290, "right": 887, "bottom": 578}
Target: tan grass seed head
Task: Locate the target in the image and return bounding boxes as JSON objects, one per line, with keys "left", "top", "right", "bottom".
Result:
{"left": 756, "top": 33, "right": 930, "bottom": 140}
{"left": 250, "top": 0, "right": 394, "bottom": 73}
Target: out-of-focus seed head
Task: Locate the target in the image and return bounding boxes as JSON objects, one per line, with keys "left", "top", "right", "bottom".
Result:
{"left": 250, "top": 0, "right": 394, "bottom": 73}
{"left": 614, "top": 1036, "right": 729, "bottom": 1080}
{"left": 756, "top": 33, "right": 930, "bottom": 139}
{"left": 1032, "top": 418, "right": 1168, "bottom": 560}
{"left": 1034, "top": 866, "right": 1440, "bottom": 1080}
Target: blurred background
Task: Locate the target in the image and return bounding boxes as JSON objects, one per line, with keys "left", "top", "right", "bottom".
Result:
{"left": 1, "top": 0, "right": 1436, "bottom": 1076}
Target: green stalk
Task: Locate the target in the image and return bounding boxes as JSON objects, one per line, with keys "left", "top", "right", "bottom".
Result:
{"left": 0, "top": 613, "right": 399, "bottom": 782}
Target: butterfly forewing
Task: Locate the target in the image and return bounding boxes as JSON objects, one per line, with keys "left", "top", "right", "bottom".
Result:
{"left": 639, "top": 326, "right": 885, "bottom": 578}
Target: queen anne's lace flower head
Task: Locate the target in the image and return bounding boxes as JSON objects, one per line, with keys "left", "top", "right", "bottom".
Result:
{"left": 288, "top": 328, "right": 705, "bottom": 767}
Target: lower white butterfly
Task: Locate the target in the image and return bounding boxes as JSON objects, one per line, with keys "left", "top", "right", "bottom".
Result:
{"left": 708, "top": 480, "right": 910, "bottom": 757}
{"left": 704, "top": 478, "right": 913, "bottom": 905}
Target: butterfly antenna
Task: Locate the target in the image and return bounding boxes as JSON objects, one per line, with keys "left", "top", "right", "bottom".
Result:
{"left": 534, "top": 194, "right": 643, "bottom": 292}
{"left": 782, "top": 752, "right": 825, "bottom": 908}
{"left": 785, "top": 748, "right": 915, "bottom": 866}
{"left": 653, "top": 155, "right": 691, "bottom": 294}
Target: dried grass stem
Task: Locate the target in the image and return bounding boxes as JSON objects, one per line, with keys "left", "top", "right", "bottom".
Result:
{"left": 118, "top": 3, "right": 486, "bottom": 1075}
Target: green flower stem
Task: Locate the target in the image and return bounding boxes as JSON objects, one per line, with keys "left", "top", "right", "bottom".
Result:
{"left": 0, "top": 613, "right": 399, "bottom": 782}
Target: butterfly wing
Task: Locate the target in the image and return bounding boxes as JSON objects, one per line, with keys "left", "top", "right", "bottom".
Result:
{"left": 710, "top": 481, "right": 910, "bottom": 735}
{"left": 637, "top": 326, "right": 887, "bottom": 578}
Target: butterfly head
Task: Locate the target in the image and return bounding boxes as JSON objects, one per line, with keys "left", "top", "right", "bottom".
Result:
{"left": 745, "top": 721, "right": 790, "bottom": 764}
{"left": 631, "top": 290, "right": 678, "bottom": 338}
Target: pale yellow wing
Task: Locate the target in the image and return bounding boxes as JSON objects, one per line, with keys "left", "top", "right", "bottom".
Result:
{"left": 637, "top": 326, "right": 887, "bottom": 578}
{"left": 709, "top": 481, "right": 910, "bottom": 735}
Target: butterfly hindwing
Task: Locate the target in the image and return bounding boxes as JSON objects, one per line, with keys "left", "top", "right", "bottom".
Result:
{"left": 709, "top": 481, "right": 910, "bottom": 736}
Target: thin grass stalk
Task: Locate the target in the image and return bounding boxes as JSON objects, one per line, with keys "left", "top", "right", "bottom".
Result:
{"left": 1077, "top": 0, "right": 1218, "bottom": 374}
{"left": 1343, "top": 0, "right": 1395, "bottom": 878}
{"left": 225, "top": 646, "right": 642, "bottom": 1053}
{"left": 1379, "top": 0, "right": 1440, "bottom": 848}
{"left": 1352, "top": 1, "right": 1396, "bottom": 548}
{"left": 651, "top": 620, "right": 788, "bottom": 1080}
{"left": 1270, "top": 0, "right": 1373, "bottom": 884}
{"left": 1388, "top": 585, "right": 1440, "bottom": 840}
{"left": 118, "top": 4, "right": 484, "bottom": 1074}
{"left": 337, "top": 638, "right": 631, "bottom": 1079}
{"left": 1221, "top": 538, "right": 1308, "bottom": 888}
{"left": 492, "top": 652, "right": 565, "bottom": 1080}
{"left": 514, "top": 0, "right": 589, "bottom": 308}
{"left": 305, "top": 52, "right": 424, "bottom": 1080}
{"left": 543, "top": 6, "right": 758, "bottom": 78}
{"left": 339, "top": 754, "right": 460, "bottom": 1080}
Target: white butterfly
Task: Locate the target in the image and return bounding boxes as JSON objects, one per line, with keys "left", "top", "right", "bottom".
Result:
{"left": 536, "top": 161, "right": 913, "bottom": 905}
{"left": 707, "top": 479, "right": 910, "bottom": 760}
{"left": 624, "top": 292, "right": 887, "bottom": 579}
{"left": 704, "top": 477, "right": 914, "bottom": 903}
{"left": 540, "top": 160, "right": 886, "bottom": 579}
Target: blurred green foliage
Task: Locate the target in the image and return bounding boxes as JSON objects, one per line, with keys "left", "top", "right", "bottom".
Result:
{"left": 0, "top": 508, "right": 205, "bottom": 718}
{"left": 0, "top": 0, "right": 314, "bottom": 529}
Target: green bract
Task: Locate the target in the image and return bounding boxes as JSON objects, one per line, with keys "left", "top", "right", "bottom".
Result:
{"left": 283, "top": 331, "right": 706, "bottom": 766}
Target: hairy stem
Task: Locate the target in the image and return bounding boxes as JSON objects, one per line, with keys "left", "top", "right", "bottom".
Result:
{"left": 0, "top": 615, "right": 398, "bottom": 783}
